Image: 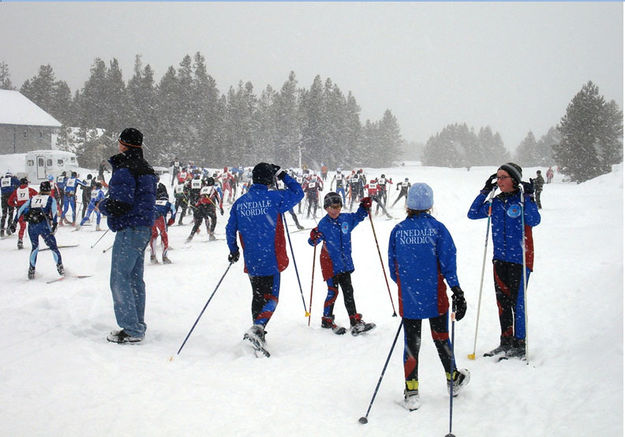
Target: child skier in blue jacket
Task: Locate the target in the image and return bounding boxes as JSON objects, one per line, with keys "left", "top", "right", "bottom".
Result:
{"left": 388, "top": 183, "right": 469, "bottom": 411}
{"left": 308, "top": 192, "right": 376, "bottom": 335}
{"left": 467, "top": 162, "right": 541, "bottom": 359}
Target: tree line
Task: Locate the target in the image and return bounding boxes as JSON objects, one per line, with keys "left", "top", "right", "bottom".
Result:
{"left": 1, "top": 54, "right": 402, "bottom": 170}
{"left": 2, "top": 57, "right": 621, "bottom": 182}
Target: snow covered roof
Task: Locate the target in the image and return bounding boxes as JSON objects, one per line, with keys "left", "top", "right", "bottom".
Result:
{"left": 0, "top": 90, "right": 61, "bottom": 128}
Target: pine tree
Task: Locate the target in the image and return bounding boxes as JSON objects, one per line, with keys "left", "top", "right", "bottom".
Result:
{"left": 514, "top": 131, "right": 539, "bottom": 166}
{"left": 0, "top": 61, "right": 14, "bottom": 90}
{"left": 554, "top": 81, "right": 623, "bottom": 182}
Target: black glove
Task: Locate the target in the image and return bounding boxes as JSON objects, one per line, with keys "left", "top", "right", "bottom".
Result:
{"left": 481, "top": 173, "right": 497, "bottom": 193}
{"left": 521, "top": 180, "right": 534, "bottom": 195}
{"left": 228, "top": 250, "right": 240, "bottom": 263}
{"left": 271, "top": 164, "right": 286, "bottom": 180}
{"left": 220, "top": 207, "right": 224, "bottom": 216}
{"left": 9, "top": 221, "right": 17, "bottom": 234}
{"left": 451, "top": 286, "right": 467, "bottom": 321}
{"left": 51, "top": 222, "right": 58, "bottom": 234}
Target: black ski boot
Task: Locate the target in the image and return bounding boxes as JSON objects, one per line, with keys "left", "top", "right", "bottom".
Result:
{"left": 504, "top": 338, "right": 526, "bottom": 359}
{"left": 56, "top": 263, "right": 65, "bottom": 276}
{"left": 321, "top": 315, "right": 347, "bottom": 335}
{"left": 17, "top": 239, "right": 23, "bottom": 250}
{"left": 28, "top": 265, "right": 35, "bottom": 280}
{"left": 483, "top": 336, "right": 513, "bottom": 357}
{"left": 349, "top": 313, "right": 376, "bottom": 336}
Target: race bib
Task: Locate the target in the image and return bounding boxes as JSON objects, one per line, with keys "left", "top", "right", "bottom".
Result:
{"left": 156, "top": 199, "right": 168, "bottom": 206}
{"left": 1, "top": 177, "right": 10, "bottom": 188}
{"left": 31, "top": 195, "right": 48, "bottom": 208}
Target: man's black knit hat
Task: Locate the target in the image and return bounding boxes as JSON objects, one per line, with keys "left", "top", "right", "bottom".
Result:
{"left": 499, "top": 162, "right": 522, "bottom": 184}
{"left": 252, "top": 162, "right": 274, "bottom": 185}
{"left": 119, "top": 128, "right": 143, "bottom": 148}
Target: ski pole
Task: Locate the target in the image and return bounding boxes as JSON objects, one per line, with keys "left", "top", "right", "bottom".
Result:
{"left": 282, "top": 213, "right": 309, "bottom": 316}
{"left": 520, "top": 185, "right": 529, "bottom": 362}
{"left": 308, "top": 242, "right": 317, "bottom": 326}
{"left": 368, "top": 211, "right": 397, "bottom": 317}
{"left": 170, "top": 261, "right": 233, "bottom": 360}
{"left": 468, "top": 188, "right": 496, "bottom": 360}
{"left": 359, "top": 319, "right": 403, "bottom": 425}
{"left": 90, "top": 228, "right": 110, "bottom": 248}
{"left": 102, "top": 243, "right": 113, "bottom": 253}
{"left": 446, "top": 310, "right": 457, "bottom": 437}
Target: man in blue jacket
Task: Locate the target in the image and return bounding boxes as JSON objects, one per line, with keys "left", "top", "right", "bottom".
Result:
{"left": 226, "top": 162, "right": 303, "bottom": 353}
{"left": 99, "top": 128, "right": 157, "bottom": 344}
{"left": 468, "top": 162, "right": 541, "bottom": 359}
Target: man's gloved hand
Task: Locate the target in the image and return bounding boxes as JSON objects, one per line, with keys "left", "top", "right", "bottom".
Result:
{"left": 228, "top": 250, "right": 240, "bottom": 263}
{"left": 451, "top": 286, "right": 467, "bottom": 321}
{"left": 309, "top": 227, "right": 323, "bottom": 245}
{"left": 167, "top": 218, "right": 175, "bottom": 226}
{"left": 482, "top": 173, "right": 497, "bottom": 194}
{"left": 521, "top": 180, "right": 534, "bottom": 195}
{"left": 360, "top": 197, "right": 372, "bottom": 210}
{"left": 271, "top": 164, "right": 286, "bottom": 180}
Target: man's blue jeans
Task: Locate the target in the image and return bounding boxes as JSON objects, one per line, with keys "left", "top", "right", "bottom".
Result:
{"left": 110, "top": 226, "right": 151, "bottom": 338}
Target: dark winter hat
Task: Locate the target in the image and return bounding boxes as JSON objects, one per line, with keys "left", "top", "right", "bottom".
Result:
{"left": 498, "top": 162, "right": 522, "bottom": 185}
{"left": 39, "top": 181, "right": 51, "bottom": 193}
{"left": 156, "top": 182, "right": 168, "bottom": 200}
{"left": 252, "top": 162, "right": 274, "bottom": 185}
{"left": 323, "top": 192, "right": 343, "bottom": 208}
{"left": 118, "top": 127, "right": 143, "bottom": 148}
{"left": 20, "top": 177, "right": 28, "bottom": 185}
{"left": 406, "top": 183, "right": 433, "bottom": 211}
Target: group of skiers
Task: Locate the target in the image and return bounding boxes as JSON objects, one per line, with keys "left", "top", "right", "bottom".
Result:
{"left": 3, "top": 133, "right": 543, "bottom": 413}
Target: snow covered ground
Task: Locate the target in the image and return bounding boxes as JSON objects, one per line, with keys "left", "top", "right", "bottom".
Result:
{"left": 0, "top": 162, "right": 622, "bottom": 437}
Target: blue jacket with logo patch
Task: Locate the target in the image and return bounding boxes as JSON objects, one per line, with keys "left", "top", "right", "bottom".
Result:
{"left": 388, "top": 213, "right": 459, "bottom": 319}
{"left": 226, "top": 173, "right": 303, "bottom": 276}
{"left": 467, "top": 189, "right": 541, "bottom": 269}
{"left": 308, "top": 206, "right": 368, "bottom": 281}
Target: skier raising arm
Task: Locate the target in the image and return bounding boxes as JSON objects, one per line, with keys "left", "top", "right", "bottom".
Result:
{"left": 225, "top": 162, "right": 304, "bottom": 355}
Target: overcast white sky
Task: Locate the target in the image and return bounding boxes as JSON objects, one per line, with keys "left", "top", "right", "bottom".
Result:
{"left": 0, "top": 2, "right": 622, "bottom": 148}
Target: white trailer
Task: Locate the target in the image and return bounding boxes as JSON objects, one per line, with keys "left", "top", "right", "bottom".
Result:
{"left": 25, "top": 150, "right": 79, "bottom": 182}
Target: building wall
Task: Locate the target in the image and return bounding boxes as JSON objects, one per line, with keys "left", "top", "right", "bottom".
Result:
{"left": 0, "top": 124, "right": 58, "bottom": 154}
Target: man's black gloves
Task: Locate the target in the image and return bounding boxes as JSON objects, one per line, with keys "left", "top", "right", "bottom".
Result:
{"left": 271, "top": 164, "right": 286, "bottom": 180}
{"left": 481, "top": 173, "right": 497, "bottom": 194}
{"left": 228, "top": 250, "right": 240, "bottom": 263}
{"left": 51, "top": 222, "right": 58, "bottom": 234}
{"left": 451, "top": 286, "right": 467, "bottom": 321}
{"left": 521, "top": 180, "right": 534, "bottom": 195}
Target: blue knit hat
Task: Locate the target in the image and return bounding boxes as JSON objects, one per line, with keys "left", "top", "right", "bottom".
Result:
{"left": 406, "top": 183, "right": 433, "bottom": 210}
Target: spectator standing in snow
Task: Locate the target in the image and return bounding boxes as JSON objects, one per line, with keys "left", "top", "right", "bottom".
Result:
{"left": 388, "top": 183, "right": 469, "bottom": 411}
{"left": 532, "top": 170, "right": 545, "bottom": 209}
{"left": 225, "top": 162, "right": 304, "bottom": 352}
{"left": 308, "top": 192, "right": 376, "bottom": 336}
{"left": 467, "top": 163, "right": 541, "bottom": 359}
{"left": 99, "top": 128, "right": 157, "bottom": 344}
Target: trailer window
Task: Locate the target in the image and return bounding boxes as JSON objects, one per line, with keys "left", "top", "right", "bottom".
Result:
{"left": 47, "top": 159, "right": 53, "bottom": 167}
{"left": 27, "top": 160, "right": 34, "bottom": 166}
{"left": 57, "top": 159, "right": 64, "bottom": 165}
{"left": 38, "top": 158, "right": 44, "bottom": 166}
